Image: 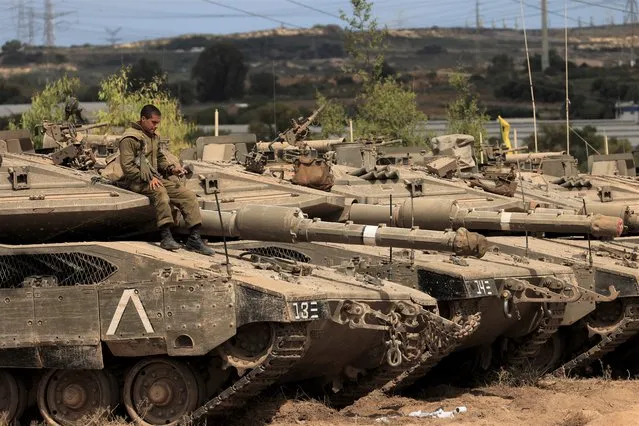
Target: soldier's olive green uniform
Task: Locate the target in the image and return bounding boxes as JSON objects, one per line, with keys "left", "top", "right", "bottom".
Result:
{"left": 119, "top": 123, "right": 201, "bottom": 228}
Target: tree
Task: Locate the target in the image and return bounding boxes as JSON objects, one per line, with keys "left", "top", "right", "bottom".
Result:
{"left": 446, "top": 72, "right": 489, "bottom": 146}
{"left": 487, "top": 54, "right": 516, "bottom": 78}
{"left": 128, "top": 58, "right": 165, "bottom": 92}
{"left": 1, "top": 40, "right": 22, "bottom": 55}
{"left": 339, "top": 0, "right": 388, "bottom": 83}
{"left": 339, "top": 0, "right": 426, "bottom": 145}
{"left": 355, "top": 79, "right": 426, "bottom": 145}
{"left": 249, "top": 72, "right": 278, "bottom": 97}
{"left": 97, "top": 68, "right": 194, "bottom": 154}
{"left": 0, "top": 78, "right": 25, "bottom": 103}
{"left": 191, "top": 42, "right": 248, "bottom": 102}
{"left": 315, "top": 91, "right": 347, "bottom": 138}
{"left": 246, "top": 103, "right": 307, "bottom": 141}
{"left": 10, "top": 75, "right": 80, "bottom": 148}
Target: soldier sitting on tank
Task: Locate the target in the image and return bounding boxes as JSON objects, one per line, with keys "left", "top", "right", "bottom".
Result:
{"left": 119, "top": 104, "right": 215, "bottom": 256}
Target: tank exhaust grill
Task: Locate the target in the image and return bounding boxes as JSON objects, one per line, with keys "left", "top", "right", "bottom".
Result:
{"left": 246, "top": 246, "right": 311, "bottom": 263}
{"left": 0, "top": 252, "right": 118, "bottom": 288}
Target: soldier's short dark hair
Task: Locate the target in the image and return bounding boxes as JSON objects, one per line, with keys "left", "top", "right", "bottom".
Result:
{"left": 141, "top": 104, "right": 162, "bottom": 119}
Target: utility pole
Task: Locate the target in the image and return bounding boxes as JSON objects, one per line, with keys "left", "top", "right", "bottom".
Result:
{"left": 27, "top": 3, "right": 35, "bottom": 45}
{"left": 625, "top": 0, "right": 638, "bottom": 66}
{"left": 105, "top": 27, "right": 122, "bottom": 46}
{"left": 42, "top": 0, "right": 74, "bottom": 47}
{"left": 17, "top": 0, "right": 26, "bottom": 42}
{"left": 475, "top": 0, "right": 481, "bottom": 69}
{"left": 44, "top": 0, "right": 54, "bottom": 46}
{"left": 541, "top": 0, "right": 550, "bottom": 70}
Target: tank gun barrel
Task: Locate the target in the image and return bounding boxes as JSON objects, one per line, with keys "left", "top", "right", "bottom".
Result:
{"left": 255, "top": 139, "right": 346, "bottom": 153}
{"left": 581, "top": 202, "right": 639, "bottom": 233}
{"left": 348, "top": 199, "right": 623, "bottom": 238}
{"left": 504, "top": 151, "right": 567, "bottom": 163}
{"left": 192, "top": 205, "right": 487, "bottom": 257}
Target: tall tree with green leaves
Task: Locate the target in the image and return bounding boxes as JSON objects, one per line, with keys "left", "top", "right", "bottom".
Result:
{"left": 446, "top": 72, "right": 489, "bottom": 147}
{"left": 339, "top": 0, "right": 389, "bottom": 83}
{"left": 97, "top": 67, "right": 194, "bottom": 154}
{"left": 337, "top": 0, "right": 426, "bottom": 145}
{"left": 315, "top": 91, "right": 347, "bottom": 138}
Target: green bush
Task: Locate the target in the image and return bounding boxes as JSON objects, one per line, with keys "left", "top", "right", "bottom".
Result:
{"left": 96, "top": 68, "right": 195, "bottom": 154}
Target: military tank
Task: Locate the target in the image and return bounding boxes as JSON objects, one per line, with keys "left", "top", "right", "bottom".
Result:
{"left": 0, "top": 129, "right": 599, "bottom": 424}
{"left": 174, "top": 132, "right": 636, "bottom": 378}
{"left": 314, "top": 136, "right": 639, "bottom": 374}
{"left": 1, "top": 236, "right": 481, "bottom": 425}
{"left": 0, "top": 147, "right": 501, "bottom": 424}
{"left": 163, "top": 136, "right": 617, "bottom": 385}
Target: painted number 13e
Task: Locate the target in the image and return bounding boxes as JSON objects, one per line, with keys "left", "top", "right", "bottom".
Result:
{"left": 292, "top": 301, "right": 320, "bottom": 320}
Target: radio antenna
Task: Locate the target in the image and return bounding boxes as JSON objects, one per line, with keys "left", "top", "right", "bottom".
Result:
{"left": 582, "top": 198, "right": 594, "bottom": 268}
{"left": 213, "top": 184, "right": 231, "bottom": 276}
{"left": 388, "top": 194, "right": 393, "bottom": 280}
{"left": 517, "top": 160, "right": 529, "bottom": 257}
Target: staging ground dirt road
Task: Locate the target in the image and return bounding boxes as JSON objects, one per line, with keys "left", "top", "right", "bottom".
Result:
{"left": 227, "top": 378, "right": 639, "bottom": 426}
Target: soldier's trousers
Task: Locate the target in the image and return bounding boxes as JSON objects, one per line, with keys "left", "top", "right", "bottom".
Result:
{"left": 129, "top": 178, "right": 202, "bottom": 228}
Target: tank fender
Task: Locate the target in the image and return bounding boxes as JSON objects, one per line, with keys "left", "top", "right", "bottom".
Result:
{"left": 235, "top": 284, "right": 329, "bottom": 327}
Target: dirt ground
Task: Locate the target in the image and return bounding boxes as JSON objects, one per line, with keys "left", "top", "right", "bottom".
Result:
{"left": 226, "top": 378, "right": 639, "bottom": 426}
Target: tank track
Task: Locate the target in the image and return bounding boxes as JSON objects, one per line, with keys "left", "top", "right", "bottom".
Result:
{"left": 183, "top": 322, "right": 309, "bottom": 424}
{"left": 507, "top": 302, "right": 566, "bottom": 369}
{"left": 386, "top": 312, "right": 481, "bottom": 392}
{"left": 555, "top": 300, "right": 639, "bottom": 374}
{"left": 329, "top": 312, "right": 480, "bottom": 408}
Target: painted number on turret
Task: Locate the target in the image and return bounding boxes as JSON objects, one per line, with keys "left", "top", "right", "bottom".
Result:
{"left": 291, "top": 301, "right": 320, "bottom": 320}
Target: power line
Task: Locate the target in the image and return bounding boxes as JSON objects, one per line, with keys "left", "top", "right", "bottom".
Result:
{"left": 283, "top": 0, "right": 341, "bottom": 19}
{"left": 571, "top": 0, "right": 629, "bottom": 14}
{"left": 200, "top": 0, "right": 304, "bottom": 28}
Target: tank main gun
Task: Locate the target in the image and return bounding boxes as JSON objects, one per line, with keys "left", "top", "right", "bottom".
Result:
{"left": 188, "top": 205, "right": 488, "bottom": 258}
{"left": 347, "top": 198, "right": 624, "bottom": 238}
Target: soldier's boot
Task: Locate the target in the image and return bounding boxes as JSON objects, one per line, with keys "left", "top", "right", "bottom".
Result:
{"left": 185, "top": 225, "right": 215, "bottom": 256}
{"left": 159, "top": 225, "right": 181, "bottom": 251}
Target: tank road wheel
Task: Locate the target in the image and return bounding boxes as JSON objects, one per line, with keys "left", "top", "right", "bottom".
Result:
{"left": 0, "top": 370, "right": 27, "bottom": 422}
{"left": 123, "top": 358, "right": 200, "bottom": 426}
{"left": 37, "top": 369, "right": 118, "bottom": 425}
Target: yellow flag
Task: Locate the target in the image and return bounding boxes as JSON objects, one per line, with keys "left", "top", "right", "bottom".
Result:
{"left": 498, "top": 115, "right": 512, "bottom": 149}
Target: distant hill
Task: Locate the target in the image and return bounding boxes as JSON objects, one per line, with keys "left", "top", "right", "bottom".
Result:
{"left": 1, "top": 24, "right": 638, "bottom": 121}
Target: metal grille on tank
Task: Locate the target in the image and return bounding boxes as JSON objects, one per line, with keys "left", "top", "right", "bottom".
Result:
{"left": 0, "top": 253, "right": 118, "bottom": 288}
{"left": 246, "top": 246, "right": 311, "bottom": 263}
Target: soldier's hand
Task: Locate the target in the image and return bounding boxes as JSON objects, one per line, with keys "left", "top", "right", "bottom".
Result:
{"left": 171, "top": 165, "right": 186, "bottom": 177}
{"left": 149, "top": 177, "right": 164, "bottom": 191}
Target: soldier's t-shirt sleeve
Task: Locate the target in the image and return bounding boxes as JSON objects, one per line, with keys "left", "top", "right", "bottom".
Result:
{"left": 119, "top": 137, "right": 143, "bottom": 182}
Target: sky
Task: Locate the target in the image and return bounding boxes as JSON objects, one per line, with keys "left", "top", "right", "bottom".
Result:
{"left": 0, "top": 0, "right": 634, "bottom": 47}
